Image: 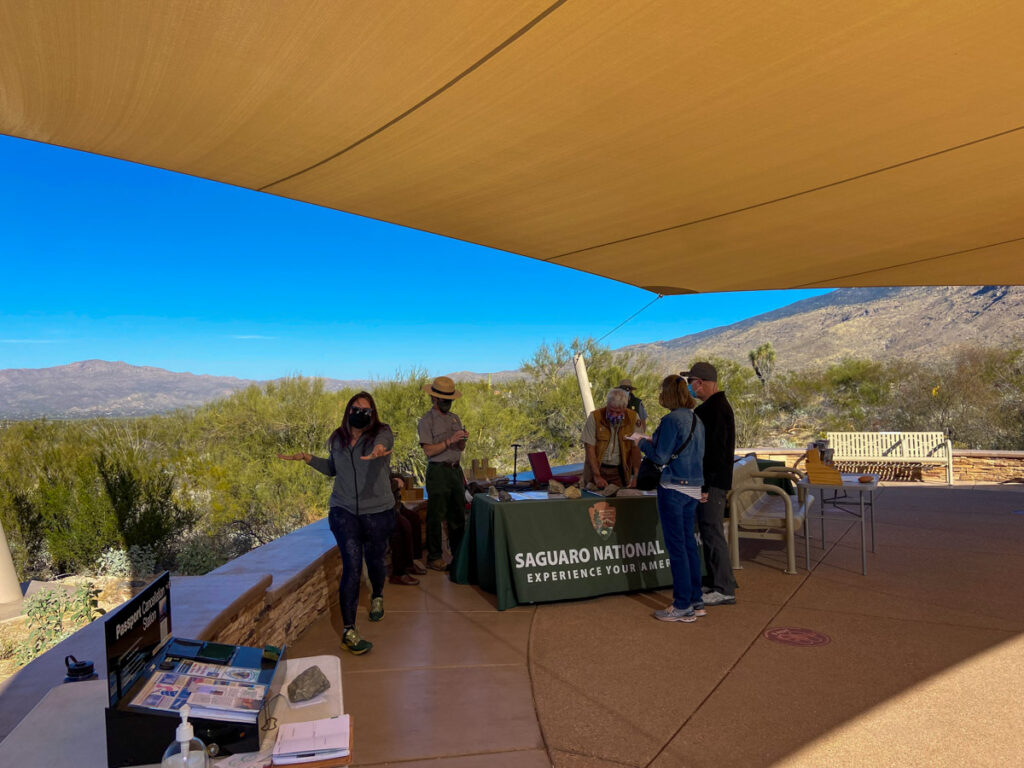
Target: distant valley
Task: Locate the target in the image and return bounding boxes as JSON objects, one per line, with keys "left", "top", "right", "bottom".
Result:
{"left": 2, "top": 285, "right": 1022, "bottom": 419}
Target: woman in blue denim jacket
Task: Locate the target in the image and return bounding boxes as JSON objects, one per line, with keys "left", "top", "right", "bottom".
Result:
{"left": 634, "top": 375, "right": 706, "bottom": 623}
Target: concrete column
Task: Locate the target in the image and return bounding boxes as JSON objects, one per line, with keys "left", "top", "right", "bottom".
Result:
{"left": 0, "top": 521, "right": 23, "bottom": 605}
{"left": 572, "top": 352, "right": 596, "bottom": 416}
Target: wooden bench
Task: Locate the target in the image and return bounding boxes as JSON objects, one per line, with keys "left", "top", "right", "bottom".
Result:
{"left": 827, "top": 431, "right": 953, "bottom": 485}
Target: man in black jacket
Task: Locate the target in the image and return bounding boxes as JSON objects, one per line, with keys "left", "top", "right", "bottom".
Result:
{"left": 682, "top": 362, "right": 737, "bottom": 606}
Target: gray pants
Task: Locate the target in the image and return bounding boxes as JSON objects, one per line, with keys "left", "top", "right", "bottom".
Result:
{"left": 697, "top": 486, "right": 737, "bottom": 595}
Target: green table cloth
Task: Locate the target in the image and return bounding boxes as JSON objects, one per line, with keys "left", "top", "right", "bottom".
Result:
{"left": 452, "top": 494, "right": 677, "bottom": 610}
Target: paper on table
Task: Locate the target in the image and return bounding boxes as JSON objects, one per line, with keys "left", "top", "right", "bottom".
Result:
{"left": 218, "top": 745, "right": 275, "bottom": 767}
{"left": 508, "top": 491, "right": 555, "bottom": 500}
{"left": 287, "top": 692, "right": 327, "bottom": 709}
{"left": 273, "top": 715, "right": 350, "bottom": 763}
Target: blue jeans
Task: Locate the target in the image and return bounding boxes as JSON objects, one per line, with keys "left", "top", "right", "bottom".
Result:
{"left": 656, "top": 486, "right": 702, "bottom": 610}
{"left": 328, "top": 506, "right": 395, "bottom": 628}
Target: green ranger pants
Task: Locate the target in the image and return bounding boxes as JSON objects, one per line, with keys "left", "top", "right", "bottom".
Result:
{"left": 425, "top": 462, "right": 467, "bottom": 562}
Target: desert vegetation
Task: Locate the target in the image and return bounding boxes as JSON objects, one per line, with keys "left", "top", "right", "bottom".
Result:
{"left": 0, "top": 339, "right": 1022, "bottom": 670}
{"left": 1, "top": 340, "right": 1022, "bottom": 587}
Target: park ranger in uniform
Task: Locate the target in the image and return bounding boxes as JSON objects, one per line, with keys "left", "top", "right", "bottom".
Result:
{"left": 418, "top": 376, "right": 469, "bottom": 571}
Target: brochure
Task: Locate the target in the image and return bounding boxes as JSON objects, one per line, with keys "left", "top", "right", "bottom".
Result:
{"left": 130, "top": 670, "right": 267, "bottom": 723}
{"left": 175, "top": 659, "right": 262, "bottom": 683}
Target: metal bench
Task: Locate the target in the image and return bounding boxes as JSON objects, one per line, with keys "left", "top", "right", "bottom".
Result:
{"left": 726, "top": 455, "right": 814, "bottom": 575}
{"left": 827, "top": 431, "right": 953, "bottom": 485}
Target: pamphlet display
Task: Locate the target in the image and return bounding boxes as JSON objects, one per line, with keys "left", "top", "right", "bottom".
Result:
{"left": 103, "top": 572, "right": 286, "bottom": 767}
{"left": 130, "top": 664, "right": 267, "bottom": 722}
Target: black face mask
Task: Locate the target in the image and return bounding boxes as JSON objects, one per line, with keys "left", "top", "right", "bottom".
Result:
{"left": 348, "top": 408, "right": 372, "bottom": 429}
{"left": 436, "top": 398, "right": 453, "bottom": 414}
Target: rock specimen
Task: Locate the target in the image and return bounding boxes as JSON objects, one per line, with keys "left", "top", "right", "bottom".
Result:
{"left": 287, "top": 665, "right": 331, "bottom": 703}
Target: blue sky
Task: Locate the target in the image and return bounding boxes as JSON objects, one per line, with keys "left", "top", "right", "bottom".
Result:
{"left": 0, "top": 135, "right": 831, "bottom": 381}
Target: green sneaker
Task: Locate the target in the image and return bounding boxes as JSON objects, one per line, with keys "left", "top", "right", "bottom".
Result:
{"left": 369, "top": 596, "right": 384, "bottom": 622}
{"left": 342, "top": 627, "right": 372, "bottom": 655}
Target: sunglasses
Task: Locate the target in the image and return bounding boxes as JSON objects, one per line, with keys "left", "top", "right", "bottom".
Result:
{"left": 350, "top": 407, "right": 373, "bottom": 417}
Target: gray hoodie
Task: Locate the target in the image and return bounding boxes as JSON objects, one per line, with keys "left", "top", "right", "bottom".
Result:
{"left": 308, "top": 427, "right": 395, "bottom": 515}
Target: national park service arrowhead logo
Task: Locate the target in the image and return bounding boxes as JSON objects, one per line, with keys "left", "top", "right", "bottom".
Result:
{"left": 588, "top": 501, "right": 616, "bottom": 538}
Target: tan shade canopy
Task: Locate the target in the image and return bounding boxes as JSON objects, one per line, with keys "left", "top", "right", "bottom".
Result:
{"left": 2, "top": 0, "right": 1023, "bottom": 294}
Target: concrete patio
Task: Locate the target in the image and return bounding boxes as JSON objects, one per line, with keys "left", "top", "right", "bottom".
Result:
{"left": 288, "top": 483, "right": 1024, "bottom": 767}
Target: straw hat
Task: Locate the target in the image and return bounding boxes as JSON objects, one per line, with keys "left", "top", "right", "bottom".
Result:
{"left": 618, "top": 378, "right": 635, "bottom": 391}
{"left": 424, "top": 375, "right": 461, "bottom": 400}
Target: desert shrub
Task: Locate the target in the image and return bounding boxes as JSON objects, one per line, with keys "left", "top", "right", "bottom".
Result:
{"left": 0, "top": 485, "right": 46, "bottom": 578}
{"left": 16, "top": 582, "right": 104, "bottom": 664}
{"left": 0, "top": 625, "right": 18, "bottom": 661}
{"left": 36, "top": 463, "right": 119, "bottom": 575}
{"left": 97, "top": 454, "right": 197, "bottom": 554}
{"left": 891, "top": 347, "right": 1024, "bottom": 448}
{"left": 94, "top": 548, "right": 132, "bottom": 578}
{"left": 95, "top": 545, "right": 161, "bottom": 579}
{"left": 18, "top": 588, "right": 72, "bottom": 662}
{"left": 69, "top": 581, "right": 105, "bottom": 625}
{"left": 174, "top": 535, "right": 227, "bottom": 576}
{"left": 127, "top": 545, "right": 159, "bottom": 577}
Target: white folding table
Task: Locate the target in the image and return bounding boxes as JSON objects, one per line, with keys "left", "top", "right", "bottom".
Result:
{"left": 797, "top": 474, "right": 879, "bottom": 575}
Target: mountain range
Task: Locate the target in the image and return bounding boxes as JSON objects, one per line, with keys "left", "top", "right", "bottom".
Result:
{"left": 2, "top": 286, "right": 1022, "bottom": 419}
{"left": 0, "top": 361, "right": 369, "bottom": 421}
{"left": 624, "top": 285, "right": 1024, "bottom": 372}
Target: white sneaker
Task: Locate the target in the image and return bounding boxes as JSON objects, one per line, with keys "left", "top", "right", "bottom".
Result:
{"left": 653, "top": 606, "right": 697, "bottom": 623}
{"left": 702, "top": 591, "right": 736, "bottom": 606}
{"left": 701, "top": 586, "right": 713, "bottom": 594}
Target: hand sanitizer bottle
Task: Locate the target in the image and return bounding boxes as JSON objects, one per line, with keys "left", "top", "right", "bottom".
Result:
{"left": 161, "top": 704, "right": 210, "bottom": 767}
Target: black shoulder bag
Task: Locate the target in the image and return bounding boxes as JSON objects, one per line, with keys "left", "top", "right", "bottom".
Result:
{"left": 635, "top": 413, "right": 697, "bottom": 491}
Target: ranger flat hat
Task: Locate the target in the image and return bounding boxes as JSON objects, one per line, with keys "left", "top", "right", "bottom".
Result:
{"left": 424, "top": 375, "right": 461, "bottom": 400}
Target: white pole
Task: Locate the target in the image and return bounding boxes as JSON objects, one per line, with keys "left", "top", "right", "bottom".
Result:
{"left": 0, "top": 521, "right": 23, "bottom": 605}
{"left": 572, "top": 353, "right": 596, "bottom": 416}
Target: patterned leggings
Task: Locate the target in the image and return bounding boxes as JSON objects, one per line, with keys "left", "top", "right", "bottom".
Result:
{"left": 328, "top": 506, "right": 395, "bottom": 628}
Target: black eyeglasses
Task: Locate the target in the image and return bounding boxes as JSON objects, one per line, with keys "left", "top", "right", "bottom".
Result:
{"left": 350, "top": 407, "right": 373, "bottom": 416}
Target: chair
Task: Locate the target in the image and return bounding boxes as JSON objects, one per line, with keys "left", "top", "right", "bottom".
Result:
{"left": 725, "top": 455, "right": 814, "bottom": 575}
{"left": 527, "top": 452, "right": 580, "bottom": 485}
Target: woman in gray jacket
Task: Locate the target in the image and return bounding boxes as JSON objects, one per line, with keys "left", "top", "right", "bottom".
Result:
{"left": 278, "top": 391, "right": 394, "bottom": 655}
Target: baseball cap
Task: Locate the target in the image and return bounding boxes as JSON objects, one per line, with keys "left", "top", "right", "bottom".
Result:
{"left": 680, "top": 362, "right": 718, "bottom": 382}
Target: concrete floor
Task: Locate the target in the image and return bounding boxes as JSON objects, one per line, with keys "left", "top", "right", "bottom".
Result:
{"left": 288, "top": 484, "right": 1024, "bottom": 767}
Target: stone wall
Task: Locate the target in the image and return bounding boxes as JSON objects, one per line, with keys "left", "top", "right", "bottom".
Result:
{"left": 931, "top": 450, "right": 1024, "bottom": 484}
{"left": 210, "top": 549, "right": 342, "bottom": 649}
{"left": 208, "top": 592, "right": 268, "bottom": 647}
{"left": 744, "top": 448, "right": 1024, "bottom": 484}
